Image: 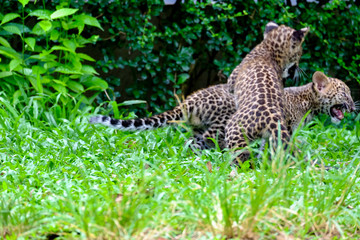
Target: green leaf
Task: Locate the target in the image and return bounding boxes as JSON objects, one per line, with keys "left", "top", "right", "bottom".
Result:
{"left": 31, "top": 22, "right": 46, "bottom": 35}
{"left": 29, "top": 9, "right": 52, "bottom": 20}
{"left": 3, "top": 25, "right": 22, "bottom": 36}
{"left": 25, "top": 37, "right": 36, "bottom": 50}
{"left": 1, "top": 13, "right": 20, "bottom": 25}
{"left": 0, "top": 71, "right": 12, "bottom": 78}
{"left": 77, "top": 24, "right": 85, "bottom": 35}
{"left": 2, "top": 181, "right": 7, "bottom": 190}
{"left": 0, "top": 46, "right": 20, "bottom": 59}
{"left": 12, "top": 89, "right": 22, "bottom": 106}
{"left": 118, "top": 100, "right": 147, "bottom": 106}
{"left": 50, "top": 8, "right": 79, "bottom": 20}
{"left": 83, "top": 77, "right": 108, "bottom": 90}
{"left": 6, "top": 23, "right": 31, "bottom": 34}
{"left": 0, "top": 97, "right": 18, "bottom": 118}
{"left": 61, "top": 20, "right": 69, "bottom": 30}
{"left": 51, "top": 82, "right": 68, "bottom": 94}
{"left": 31, "top": 98, "right": 39, "bottom": 119}
{"left": 50, "top": 45, "right": 75, "bottom": 53}
{"left": 62, "top": 39, "right": 76, "bottom": 52}
{"left": 67, "top": 80, "right": 84, "bottom": 93}
{"left": 39, "top": 20, "right": 52, "bottom": 32}
{"left": 44, "top": 62, "right": 57, "bottom": 70}
{"left": 81, "top": 65, "right": 98, "bottom": 75}
{"left": 177, "top": 73, "right": 189, "bottom": 84}
{"left": 0, "top": 37, "right": 11, "bottom": 48}
{"left": 110, "top": 101, "right": 120, "bottom": 119}
{"left": 78, "top": 35, "right": 99, "bottom": 45}
{"left": 54, "top": 66, "right": 82, "bottom": 75}
{"left": 77, "top": 53, "right": 95, "bottom": 62}
{"left": 16, "top": 68, "right": 32, "bottom": 76}
{"left": 75, "top": 14, "right": 103, "bottom": 30}
{"left": 30, "top": 53, "right": 57, "bottom": 62}
{"left": 28, "top": 75, "right": 38, "bottom": 91}
{"left": 53, "top": 80, "right": 67, "bottom": 86}
{"left": 45, "top": 111, "right": 57, "bottom": 127}
{"left": 50, "top": 30, "right": 60, "bottom": 41}
{"left": 41, "top": 76, "right": 52, "bottom": 84}
{"left": 36, "top": 76, "right": 43, "bottom": 94}
{"left": 9, "top": 59, "right": 21, "bottom": 71}
{"left": 71, "top": 57, "right": 82, "bottom": 71}
{"left": 18, "top": 0, "right": 30, "bottom": 7}
{"left": 32, "top": 65, "right": 46, "bottom": 75}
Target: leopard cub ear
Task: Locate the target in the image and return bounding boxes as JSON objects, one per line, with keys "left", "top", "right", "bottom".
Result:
{"left": 263, "top": 21, "right": 279, "bottom": 38}
{"left": 293, "top": 27, "right": 310, "bottom": 42}
{"left": 292, "top": 27, "right": 310, "bottom": 41}
{"left": 265, "top": 21, "right": 279, "bottom": 33}
{"left": 312, "top": 71, "right": 330, "bottom": 92}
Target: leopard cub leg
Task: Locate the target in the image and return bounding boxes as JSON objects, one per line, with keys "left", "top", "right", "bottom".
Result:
{"left": 186, "top": 130, "right": 209, "bottom": 151}
{"left": 202, "top": 124, "right": 227, "bottom": 150}
{"left": 225, "top": 117, "right": 253, "bottom": 164}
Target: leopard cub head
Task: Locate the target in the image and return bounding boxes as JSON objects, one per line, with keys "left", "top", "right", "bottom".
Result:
{"left": 312, "top": 71, "right": 356, "bottom": 124}
{"left": 263, "top": 22, "right": 310, "bottom": 79}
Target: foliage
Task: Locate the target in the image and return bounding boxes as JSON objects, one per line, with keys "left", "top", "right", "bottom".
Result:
{"left": 0, "top": 0, "right": 359, "bottom": 114}
{"left": 292, "top": 0, "right": 360, "bottom": 82}
{"left": 68, "top": 0, "right": 360, "bottom": 112}
{"left": 0, "top": 0, "right": 106, "bottom": 121}
{"left": 0, "top": 100, "right": 360, "bottom": 238}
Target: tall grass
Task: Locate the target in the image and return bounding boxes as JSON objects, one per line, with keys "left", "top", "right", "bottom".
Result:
{"left": 1, "top": 98, "right": 360, "bottom": 239}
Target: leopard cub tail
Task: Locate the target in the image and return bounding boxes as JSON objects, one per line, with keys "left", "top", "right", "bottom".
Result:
{"left": 89, "top": 106, "right": 184, "bottom": 131}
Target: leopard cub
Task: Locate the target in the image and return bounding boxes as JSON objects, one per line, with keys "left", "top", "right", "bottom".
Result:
{"left": 225, "top": 22, "right": 309, "bottom": 163}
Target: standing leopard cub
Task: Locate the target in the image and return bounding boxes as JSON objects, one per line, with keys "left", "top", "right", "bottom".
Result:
{"left": 226, "top": 22, "right": 309, "bottom": 161}
{"left": 90, "top": 72, "right": 355, "bottom": 151}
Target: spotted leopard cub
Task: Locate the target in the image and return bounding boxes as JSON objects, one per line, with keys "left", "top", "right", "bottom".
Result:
{"left": 284, "top": 71, "right": 355, "bottom": 134}
{"left": 90, "top": 84, "right": 236, "bottom": 150}
{"left": 257, "top": 72, "right": 355, "bottom": 165}
{"left": 226, "top": 22, "right": 309, "bottom": 161}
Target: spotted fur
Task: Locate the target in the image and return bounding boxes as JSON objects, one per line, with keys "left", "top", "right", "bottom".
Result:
{"left": 225, "top": 22, "right": 309, "bottom": 161}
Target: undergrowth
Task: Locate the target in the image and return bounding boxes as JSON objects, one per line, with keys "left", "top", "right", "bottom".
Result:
{"left": 0, "top": 101, "right": 360, "bottom": 239}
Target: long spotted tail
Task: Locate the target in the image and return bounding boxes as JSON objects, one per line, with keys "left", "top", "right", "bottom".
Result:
{"left": 89, "top": 106, "right": 184, "bottom": 131}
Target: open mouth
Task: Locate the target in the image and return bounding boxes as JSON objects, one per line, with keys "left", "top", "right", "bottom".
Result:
{"left": 330, "top": 104, "right": 345, "bottom": 123}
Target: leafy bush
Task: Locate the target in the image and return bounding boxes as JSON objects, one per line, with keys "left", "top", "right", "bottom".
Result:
{"left": 83, "top": 0, "right": 360, "bottom": 113}
{"left": 0, "top": 0, "right": 106, "bottom": 122}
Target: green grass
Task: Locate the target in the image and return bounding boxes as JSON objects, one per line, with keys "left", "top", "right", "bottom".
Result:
{"left": 1, "top": 103, "right": 360, "bottom": 239}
